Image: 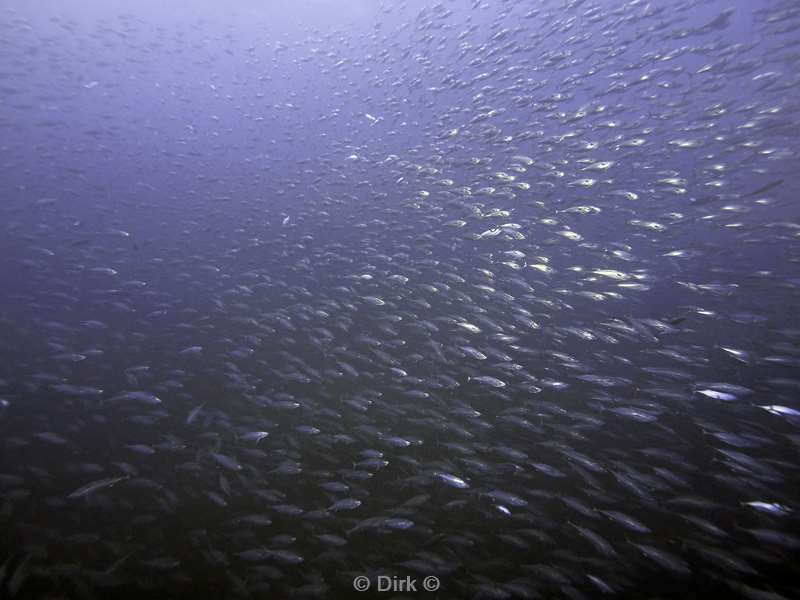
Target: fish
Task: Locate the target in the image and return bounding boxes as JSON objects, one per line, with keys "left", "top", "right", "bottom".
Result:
{"left": 68, "top": 476, "right": 129, "bottom": 499}
{"left": 434, "top": 472, "right": 469, "bottom": 489}
{"left": 696, "top": 389, "right": 738, "bottom": 401}
{"left": 210, "top": 453, "right": 243, "bottom": 472}
{"left": 106, "top": 391, "right": 162, "bottom": 405}
{"left": 759, "top": 405, "right": 800, "bottom": 418}
{"left": 743, "top": 179, "right": 784, "bottom": 197}
{"left": 598, "top": 510, "right": 652, "bottom": 534}
{"left": 629, "top": 542, "right": 692, "bottom": 575}
{"left": 327, "top": 498, "right": 361, "bottom": 512}
{"left": 467, "top": 375, "right": 506, "bottom": 388}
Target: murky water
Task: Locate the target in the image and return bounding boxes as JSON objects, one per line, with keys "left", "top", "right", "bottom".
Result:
{"left": 1, "top": 0, "right": 799, "bottom": 598}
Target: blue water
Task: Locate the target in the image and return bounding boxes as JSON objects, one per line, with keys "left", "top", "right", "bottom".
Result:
{"left": 1, "top": 0, "right": 799, "bottom": 598}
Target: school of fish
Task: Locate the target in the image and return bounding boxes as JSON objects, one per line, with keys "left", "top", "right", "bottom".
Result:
{"left": 0, "top": 0, "right": 799, "bottom": 598}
